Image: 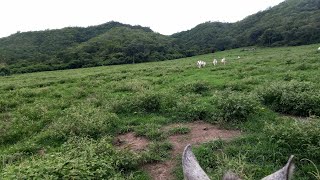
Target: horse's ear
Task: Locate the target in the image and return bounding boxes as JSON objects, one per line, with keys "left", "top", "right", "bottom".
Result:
{"left": 182, "top": 144, "right": 210, "bottom": 180}
{"left": 262, "top": 155, "right": 295, "bottom": 180}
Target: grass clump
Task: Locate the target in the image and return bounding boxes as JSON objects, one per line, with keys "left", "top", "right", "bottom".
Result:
{"left": 141, "top": 141, "right": 173, "bottom": 163}
{"left": 134, "top": 123, "right": 166, "bottom": 141}
{"left": 170, "top": 94, "right": 211, "bottom": 121}
{"left": 258, "top": 80, "right": 320, "bottom": 116}
{"left": 264, "top": 119, "right": 320, "bottom": 161}
{"left": 40, "top": 103, "right": 119, "bottom": 143}
{"left": 111, "top": 91, "right": 173, "bottom": 114}
{"left": 178, "top": 81, "right": 211, "bottom": 95}
{"left": 168, "top": 126, "right": 191, "bottom": 135}
{"left": 1, "top": 137, "right": 143, "bottom": 179}
{"left": 210, "top": 92, "right": 259, "bottom": 124}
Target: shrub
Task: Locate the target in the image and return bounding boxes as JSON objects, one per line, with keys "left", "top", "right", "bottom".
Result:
{"left": 0, "top": 99, "right": 18, "bottom": 113}
{"left": 141, "top": 141, "right": 173, "bottom": 163}
{"left": 134, "top": 123, "right": 166, "bottom": 141}
{"left": 1, "top": 137, "right": 142, "bottom": 179}
{"left": 170, "top": 94, "right": 212, "bottom": 121}
{"left": 211, "top": 93, "right": 259, "bottom": 123}
{"left": 264, "top": 119, "right": 320, "bottom": 161}
{"left": 168, "top": 126, "right": 191, "bottom": 135}
{"left": 178, "top": 81, "right": 211, "bottom": 95}
{"left": 47, "top": 103, "right": 119, "bottom": 139}
{"left": 111, "top": 91, "right": 176, "bottom": 114}
{"left": 258, "top": 81, "right": 320, "bottom": 116}
{"left": 113, "top": 80, "right": 150, "bottom": 92}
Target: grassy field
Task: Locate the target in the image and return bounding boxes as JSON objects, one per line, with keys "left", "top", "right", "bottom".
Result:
{"left": 1, "top": 44, "right": 320, "bottom": 179}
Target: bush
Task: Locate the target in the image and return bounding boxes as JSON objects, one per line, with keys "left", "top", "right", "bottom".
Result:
{"left": 168, "top": 126, "right": 191, "bottom": 135}
{"left": 134, "top": 123, "right": 166, "bottom": 141}
{"left": 264, "top": 119, "right": 320, "bottom": 161}
{"left": 47, "top": 103, "right": 119, "bottom": 140}
{"left": 211, "top": 93, "right": 259, "bottom": 123}
{"left": 141, "top": 141, "right": 173, "bottom": 163}
{"left": 169, "top": 94, "right": 212, "bottom": 121}
{"left": 178, "top": 81, "right": 211, "bottom": 95}
{"left": 111, "top": 91, "right": 176, "bottom": 114}
{"left": 1, "top": 137, "right": 142, "bottom": 179}
{"left": 258, "top": 81, "right": 320, "bottom": 116}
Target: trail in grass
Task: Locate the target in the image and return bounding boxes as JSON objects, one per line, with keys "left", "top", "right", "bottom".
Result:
{"left": 116, "top": 121, "right": 241, "bottom": 180}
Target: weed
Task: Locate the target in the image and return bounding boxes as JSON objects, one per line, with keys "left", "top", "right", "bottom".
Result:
{"left": 168, "top": 126, "right": 191, "bottom": 135}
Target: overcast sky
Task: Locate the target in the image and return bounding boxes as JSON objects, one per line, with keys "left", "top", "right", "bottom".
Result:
{"left": 0, "top": 0, "right": 285, "bottom": 38}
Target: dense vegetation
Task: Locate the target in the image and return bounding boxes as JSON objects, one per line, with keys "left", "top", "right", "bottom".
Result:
{"left": 1, "top": 44, "right": 319, "bottom": 179}
{"left": 173, "top": 0, "right": 320, "bottom": 53}
{"left": 1, "top": 0, "right": 320, "bottom": 75}
{"left": 0, "top": 22, "right": 182, "bottom": 75}
{"left": 57, "top": 27, "right": 184, "bottom": 69}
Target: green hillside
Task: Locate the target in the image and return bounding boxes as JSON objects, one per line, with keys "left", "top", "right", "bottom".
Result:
{"left": 0, "top": 22, "right": 156, "bottom": 74}
{"left": 173, "top": 0, "right": 320, "bottom": 53}
{"left": 0, "top": 0, "right": 320, "bottom": 75}
{"left": 57, "top": 27, "right": 184, "bottom": 69}
{"left": 0, "top": 44, "right": 320, "bottom": 179}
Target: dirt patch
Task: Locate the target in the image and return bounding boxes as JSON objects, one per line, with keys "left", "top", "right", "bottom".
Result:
{"left": 115, "top": 132, "right": 149, "bottom": 152}
{"left": 143, "top": 121, "right": 241, "bottom": 180}
{"left": 167, "top": 121, "right": 241, "bottom": 157}
{"left": 115, "top": 121, "right": 241, "bottom": 180}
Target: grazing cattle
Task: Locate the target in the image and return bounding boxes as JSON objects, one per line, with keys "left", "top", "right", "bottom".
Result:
{"left": 237, "top": 56, "right": 241, "bottom": 59}
{"left": 318, "top": 47, "right": 320, "bottom": 51}
{"left": 213, "top": 59, "right": 218, "bottom": 66}
{"left": 182, "top": 144, "right": 295, "bottom": 180}
{"left": 221, "top": 58, "right": 226, "bottom": 65}
{"left": 197, "top": 60, "right": 206, "bottom": 68}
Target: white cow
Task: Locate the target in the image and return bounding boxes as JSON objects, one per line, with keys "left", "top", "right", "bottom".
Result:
{"left": 221, "top": 58, "right": 226, "bottom": 65}
{"left": 197, "top": 60, "right": 206, "bottom": 68}
{"left": 237, "top": 56, "right": 241, "bottom": 59}
{"left": 182, "top": 144, "right": 295, "bottom": 180}
{"left": 318, "top": 47, "right": 320, "bottom": 51}
{"left": 213, "top": 59, "right": 218, "bottom": 66}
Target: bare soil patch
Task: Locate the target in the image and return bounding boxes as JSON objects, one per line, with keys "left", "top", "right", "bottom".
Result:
{"left": 115, "top": 121, "right": 241, "bottom": 180}
{"left": 115, "top": 132, "right": 149, "bottom": 152}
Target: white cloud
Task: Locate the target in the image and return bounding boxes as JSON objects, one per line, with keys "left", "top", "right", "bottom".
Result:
{"left": 0, "top": 0, "right": 285, "bottom": 38}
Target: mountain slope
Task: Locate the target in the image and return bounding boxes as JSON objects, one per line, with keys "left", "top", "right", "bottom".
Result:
{"left": 0, "top": 22, "right": 160, "bottom": 74}
{"left": 173, "top": 0, "right": 320, "bottom": 53}
{"left": 57, "top": 27, "right": 183, "bottom": 69}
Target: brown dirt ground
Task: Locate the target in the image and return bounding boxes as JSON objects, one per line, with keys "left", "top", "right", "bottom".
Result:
{"left": 115, "top": 121, "right": 241, "bottom": 180}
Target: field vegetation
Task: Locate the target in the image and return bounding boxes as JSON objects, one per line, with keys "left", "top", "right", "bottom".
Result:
{"left": 0, "top": 44, "right": 320, "bottom": 179}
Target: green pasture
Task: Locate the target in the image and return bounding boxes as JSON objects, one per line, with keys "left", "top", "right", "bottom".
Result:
{"left": 0, "top": 44, "right": 320, "bottom": 179}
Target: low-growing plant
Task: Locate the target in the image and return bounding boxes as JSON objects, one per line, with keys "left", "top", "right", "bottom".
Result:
{"left": 264, "top": 119, "right": 320, "bottom": 161}
{"left": 141, "top": 141, "right": 173, "bottom": 163}
{"left": 111, "top": 92, "right": 161, "bottom": 113}
{"left": 47, "top": 103, "right": 119, "bottom": 139}
{"left": 169, "top": 93, "right": 212, "bottom": 121}
{"left": 1, "top": 137, "right": 142, "bottom": 179}
{"left": 168, "top": 126, "right": 191, "bottom": 135}
{"left": 177, "top": 81, "right": 211, "bottom": 95}
{"left": 134, "top": 123, "right": 166, "bottom": 141}
{"left": 257, "top": 81, "right": 320, "bottom": 116}
{"left": 210, "top": 92, "right": 259, "bottom": 124}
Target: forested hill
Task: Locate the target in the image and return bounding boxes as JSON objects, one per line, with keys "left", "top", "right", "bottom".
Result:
{"left": 56, "top": 27, "right": 184, "bottom": 69}
{"left": 173, "top": 0, "right": 320, "bottom": 54}
{"left": 0, "top": 22, "right": 165, "bottom": 74}
{"left": 1, "top": 0, "right": 320, "bottom": 75}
